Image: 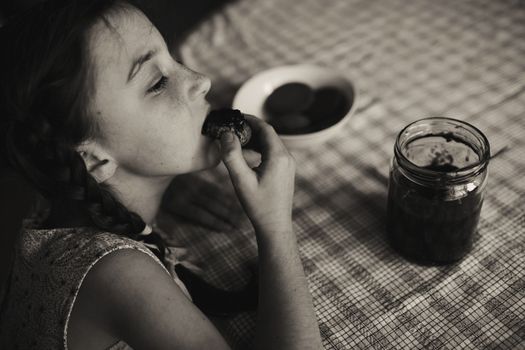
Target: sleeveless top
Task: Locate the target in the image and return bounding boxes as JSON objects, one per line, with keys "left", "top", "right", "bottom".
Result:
{"left": 0, "top": 227, "right": 193, "bottom": 349}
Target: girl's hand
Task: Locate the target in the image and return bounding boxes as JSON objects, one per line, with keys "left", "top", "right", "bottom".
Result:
{"left": 161, "top": 173, "right": 248, "bottom": 231}
{"left": 219, "top": 115, "right": 296, "bottom": 235}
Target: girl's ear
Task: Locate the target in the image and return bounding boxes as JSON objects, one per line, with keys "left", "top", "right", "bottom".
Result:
{"left": 76, "top": 141, "right": 118, "bottom": 183}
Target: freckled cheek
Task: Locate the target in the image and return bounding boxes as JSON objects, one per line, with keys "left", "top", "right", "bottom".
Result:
{"left": 112, "top": 129, "right": 163, "bottom": 167}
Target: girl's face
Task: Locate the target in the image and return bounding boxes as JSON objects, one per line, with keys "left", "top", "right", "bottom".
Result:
{"left": 86, "top": 6, "right": 220, "bottom": 178}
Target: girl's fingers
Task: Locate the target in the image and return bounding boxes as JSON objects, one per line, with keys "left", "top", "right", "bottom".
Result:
{"left": 242, "top": 149, "right": 262, "bottom": 168}
{"left": 219, "top": 131, "right": 254, "bottom": 193}
{"left": 242, "top": 114, "right": 288, "bottom": 160}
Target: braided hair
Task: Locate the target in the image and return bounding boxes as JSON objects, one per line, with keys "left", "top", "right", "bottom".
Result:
{"left": 0, "top": 0, "right": 148, "bottom": 232}
{"left": 0, "top": 0, "right": 257, "bottom": 315}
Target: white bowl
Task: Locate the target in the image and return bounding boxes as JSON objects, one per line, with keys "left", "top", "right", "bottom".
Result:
{"left": 232, "top": 64, "right": 357, "bottom": 149}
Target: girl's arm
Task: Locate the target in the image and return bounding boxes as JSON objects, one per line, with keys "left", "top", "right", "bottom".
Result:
{"left": 218, "top": 116, "right": 323, "bottom": 350}
{"left": 68, "top": 248, "right": 232, "bottom": 350}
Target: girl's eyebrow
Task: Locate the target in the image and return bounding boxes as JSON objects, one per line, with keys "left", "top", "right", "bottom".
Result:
{"left": 127, "top": 48, "right": 158, "bottom": 83}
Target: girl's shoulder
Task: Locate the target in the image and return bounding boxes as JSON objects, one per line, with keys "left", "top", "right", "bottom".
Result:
{"left": 0, "top": 227, "right": 166, "bottom": 349}
{"left": 18, "top": 226, "right": 167, "bottom": 282}
{"left": 25, "top": 226, "right": 161, "bottom": 266}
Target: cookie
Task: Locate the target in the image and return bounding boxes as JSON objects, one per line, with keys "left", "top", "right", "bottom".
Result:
{"left": 202, "top": 108, "right": 252, "bottom": 146}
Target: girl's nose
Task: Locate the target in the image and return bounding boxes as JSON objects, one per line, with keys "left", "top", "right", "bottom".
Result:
{"left": 185, "top": 68, "right": 211, "bottom": 101}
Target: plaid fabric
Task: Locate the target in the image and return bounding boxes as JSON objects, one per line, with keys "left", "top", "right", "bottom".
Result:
{"left": 160, "top": 0, "right": 525, "bottom": 348}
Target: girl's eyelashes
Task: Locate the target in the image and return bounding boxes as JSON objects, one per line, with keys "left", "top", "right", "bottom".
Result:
{"left": 147, "top": 76, "right": 168, "bottom": 95}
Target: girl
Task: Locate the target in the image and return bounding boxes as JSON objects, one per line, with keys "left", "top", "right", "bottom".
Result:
{"left": 0, "top": 0, "right": 322, "bottom": 349}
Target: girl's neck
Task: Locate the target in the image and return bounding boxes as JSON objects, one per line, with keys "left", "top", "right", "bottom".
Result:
{"left": 106, "top": 172, "right": 174, "bottom": 225}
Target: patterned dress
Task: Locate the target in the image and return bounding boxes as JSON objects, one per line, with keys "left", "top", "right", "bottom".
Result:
{"left": 0, "top": 227, "right": 192, "bottom": 349}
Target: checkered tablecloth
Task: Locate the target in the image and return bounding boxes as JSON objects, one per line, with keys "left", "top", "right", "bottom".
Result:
{"left": 158, "top": 0, "right": 525, "bottom": 348}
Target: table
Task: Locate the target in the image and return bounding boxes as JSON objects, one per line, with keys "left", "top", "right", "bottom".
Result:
{"left": 159, "top": 0, "right": 525, "bottom": 348}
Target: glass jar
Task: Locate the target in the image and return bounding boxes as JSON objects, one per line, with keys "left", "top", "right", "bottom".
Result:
{"left": 387, "top": 117, "right": 490, "bottom": 264}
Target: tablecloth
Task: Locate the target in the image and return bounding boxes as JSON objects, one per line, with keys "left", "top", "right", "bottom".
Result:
{"left": 159, "top": 0, "right": 525, "bottom": 348}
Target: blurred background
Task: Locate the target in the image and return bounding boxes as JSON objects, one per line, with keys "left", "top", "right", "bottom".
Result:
{"left": 0, "top": 0, "right": 234, "bottom": 46}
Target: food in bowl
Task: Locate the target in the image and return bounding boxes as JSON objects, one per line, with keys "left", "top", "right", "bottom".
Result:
{"left": 232, "top": 64, "right": 358, "bottom": 148}
{"left": 264, "top": 82, "right": 314, "bottom": 116}
{"left": 202, "top": 108, "right": 252, "bottom": 146}
{"left": 264, "top": 83, "right": 353, "bottom": 135}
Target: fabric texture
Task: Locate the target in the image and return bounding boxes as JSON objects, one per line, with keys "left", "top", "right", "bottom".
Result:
{"left": 0, "top": 226, "right": 191, "bottom": 350}
{"left": 167, "top": 0, "right": 525, "bottom": 348}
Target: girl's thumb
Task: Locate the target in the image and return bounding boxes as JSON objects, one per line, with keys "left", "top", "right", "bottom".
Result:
{"left": 219, "top": 131, "right": 251, "bottom": 182}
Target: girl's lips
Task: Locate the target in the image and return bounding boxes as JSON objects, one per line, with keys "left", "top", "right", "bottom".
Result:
{"left": 202, "top": 103, "right": 212, "bottom": 128}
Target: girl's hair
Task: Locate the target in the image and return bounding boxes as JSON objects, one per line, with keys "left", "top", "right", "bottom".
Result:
{"left": 0, "top": 0, "right": 257, "bottom": 315}
{"left": 0, "top": 0, "right": 150, "bottom": 238}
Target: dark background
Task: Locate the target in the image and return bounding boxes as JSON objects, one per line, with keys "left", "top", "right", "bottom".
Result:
{"left": 0, "top": 0, "right": 234, "bottom": 47}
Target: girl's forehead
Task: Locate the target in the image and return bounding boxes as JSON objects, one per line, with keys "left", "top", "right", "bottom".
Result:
{"left": 87, "top": 8, "right": 159, "bottom": 78}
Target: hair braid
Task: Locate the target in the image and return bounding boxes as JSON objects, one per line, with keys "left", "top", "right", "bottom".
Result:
{"left": 84, "top": 173, "right": 146, "bottom": 237}
{"left": 6, "top": 113, "right": 145, "bottom": 233}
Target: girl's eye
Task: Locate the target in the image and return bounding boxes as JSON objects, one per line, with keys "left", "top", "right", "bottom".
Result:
{"left": 147, "top": 76, "right": 168, "bottom": 94}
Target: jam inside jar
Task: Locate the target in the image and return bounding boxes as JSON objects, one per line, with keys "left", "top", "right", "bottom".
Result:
{"left": 387, "top": 117, "right": 490, "bottom": 264}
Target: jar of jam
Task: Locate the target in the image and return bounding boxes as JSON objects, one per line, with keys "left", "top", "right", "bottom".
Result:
{"left": 387, "top": 117, "right": 490, "bottom": 264}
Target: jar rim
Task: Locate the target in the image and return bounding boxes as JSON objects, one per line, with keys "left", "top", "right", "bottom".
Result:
{"left": 394, "top": 117, "right": 491, "bottom": 184}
